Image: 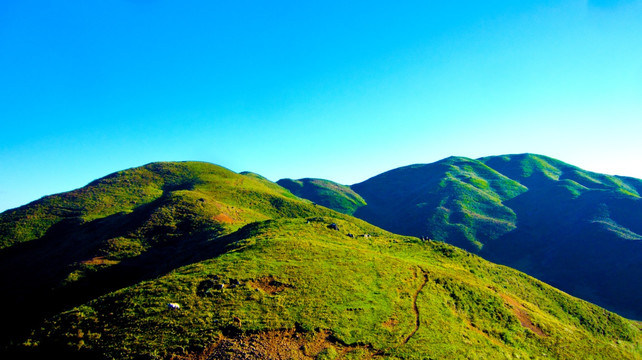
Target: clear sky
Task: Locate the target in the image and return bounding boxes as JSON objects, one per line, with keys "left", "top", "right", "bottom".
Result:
{"left": 1, "top": 0, "right": 641, "bottom": 212}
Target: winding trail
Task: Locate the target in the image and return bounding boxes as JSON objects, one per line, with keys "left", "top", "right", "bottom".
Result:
{"left": 401, "top": 269, "right": 429, "bottom": 345}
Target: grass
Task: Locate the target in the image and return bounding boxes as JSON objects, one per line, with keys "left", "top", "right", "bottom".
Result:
{"left": 350, "top": 156, "right": 526, "bottom": 252}
{"left": 22, "top": 217, "right": 641, "bottom": 359}
{"left": 277, "top": 178, "right": 367, "bottom": 215}
{"left": 1, "top": 160, "right": 641, "bottom": 359}
{"left": 0, "top": 161, "right": 334, "bottom": 353}
{"left": 292, "top": 153, "right": 642, "bottom": 321}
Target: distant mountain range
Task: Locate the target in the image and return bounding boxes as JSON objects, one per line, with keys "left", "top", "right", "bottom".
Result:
{"left": 0, "top": 159, "right": 640, "bottom": 359}
{"left": 278, "top": 154, "right": 642, "bottom": 320}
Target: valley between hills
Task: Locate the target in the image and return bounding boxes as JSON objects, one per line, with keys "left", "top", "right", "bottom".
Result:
{"left": 1, "top": 156, "right": 641, "bottom": 359}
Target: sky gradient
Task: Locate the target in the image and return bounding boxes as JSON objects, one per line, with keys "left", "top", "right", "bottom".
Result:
{"left": 1, "top": 0, "right": 642, "bottom": 212}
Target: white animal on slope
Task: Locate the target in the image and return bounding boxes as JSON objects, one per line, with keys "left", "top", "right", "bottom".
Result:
{"left": 167, "top": 302, "right": 181, "bottom": 310}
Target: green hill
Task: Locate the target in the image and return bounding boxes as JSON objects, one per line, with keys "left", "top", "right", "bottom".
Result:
{"left": 286, "top": 154, "right": 642, "bottom": 320}
{"left": 350, "top": 156, "right": 528, "bottom": 252}
{"left": 479, "top": 154, "right": 642, "bottom": 320}
{"left": 0, "top": 162, "right": 332, "bottom": 357}
{"left": 1, "top": 161, "right": 640, "bottom": 359}
{"left": 277, "top": 178, "right": 366, "bottom": 215}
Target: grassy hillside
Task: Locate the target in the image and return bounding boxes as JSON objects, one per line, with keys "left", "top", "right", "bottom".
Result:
{"left": 287, "top": 154, "right": 642, "bottom": 321}
{"left": 480, "top": 154, "right": 641, "bottom": 197}
{"left": 0, "top": 161, "right": 331, "bottom": 354}
{"left": 479, "top": 154, "right": 642, "bottom": 320}
{"left": 351, "top": 156, "right": 527, "bottom": 252}
{"left": 277, "top": 178, "right": 366, "bottom": 215}
{"left": 2, "top": 161, "right": 640, "bottom": 359}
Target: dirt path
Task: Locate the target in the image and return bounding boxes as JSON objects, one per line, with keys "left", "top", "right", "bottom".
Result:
{"left": 402, "top": 269, "right": 429, "bottom": 345}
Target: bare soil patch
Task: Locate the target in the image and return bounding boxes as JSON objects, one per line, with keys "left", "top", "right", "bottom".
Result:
{"left": 184, "top": 329, "right": 375, "bottom": 360}
{"left": 81, "top": 256, "right": 120, "bottom": 266}
{"left": 500, "top": 294, "right": 546, "bottom": 336}
{"left": 382, "top": 318, "right": 399, "bottom": 330}
{"left": 213, "top": 213, "right": 234, "bottom": 224}
{"left": 247, "top": 276, "right": 293, "bottom": 295}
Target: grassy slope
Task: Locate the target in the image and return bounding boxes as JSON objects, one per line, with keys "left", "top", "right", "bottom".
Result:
{"left": 0, "top": 161, "right": 331, "bottom": 352}
{"left": 479, "top": 154, "right": 642, "bottom": 320}
{"left": 16, "top": 218, "right": 642, "bottom": 360}
{"left": 277, "top": 178, "right": 367, "bottom": 215}
{"left": 351, "top": 156, "right": 527, "bottom": 252}
{"left": 1, "top": 161, "right": 640, "bottom": 359}
{"left": 288, "top": 154, "right": 642, "bottom": 320}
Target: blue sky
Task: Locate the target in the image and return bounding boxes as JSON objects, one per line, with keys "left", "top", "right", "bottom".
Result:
{"left": 1, "top": 0, "right": 641, "bottom": 212}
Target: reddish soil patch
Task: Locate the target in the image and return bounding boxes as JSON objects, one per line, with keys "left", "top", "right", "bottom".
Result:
{"left": 213, "top": 213, "right": 234, "bottom": 224}
{"left": 500, "top": 294, "right": 546, "bottom": 336}
{"left": 184, "top": 329, "right": 374, "bottom": 360}
{"left": 81, "top": 256, "right": 120, "bottom": 266}
{"left": 382, "top": 318, "right": 399, "bottom": 330}
{"left": 247, "top": 276, "right": 293, "bottom": 295}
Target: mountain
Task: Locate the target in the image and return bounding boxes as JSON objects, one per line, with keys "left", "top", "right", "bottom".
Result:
{"left": 0, "top": 162, "right": 332, "bottom": 358}
{"left": 479, "top": 154, "right": 642, "bottom": 320}
{"left": 2, "top": 161, "right": 640, "bottom": 359}
{"left": 281, "top": 154, "right": 642, "bottom": 320}
{"left": 277, "top": 178, "right": 366, "bottom": 215}
{"left": 351, "top": 156, "right": 528, "bottom": 252}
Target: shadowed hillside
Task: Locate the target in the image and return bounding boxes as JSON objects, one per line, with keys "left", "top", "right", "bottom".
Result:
{"left": 479, "top": 154, "right": 642, "bottom": 320}
{"left": 1, "top": 161, "right": 640, "bottom": 359}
